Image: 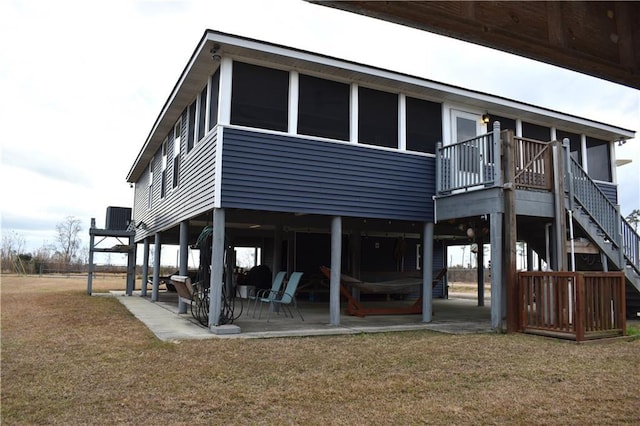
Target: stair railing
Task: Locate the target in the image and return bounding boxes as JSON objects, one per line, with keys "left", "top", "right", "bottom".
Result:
{"left": 563, "top": 140, "right": 640, "bottom": 275}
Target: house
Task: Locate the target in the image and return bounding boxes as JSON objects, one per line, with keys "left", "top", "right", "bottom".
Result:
{"left": 126, "top": 30, "right": 639, "bottom": 336}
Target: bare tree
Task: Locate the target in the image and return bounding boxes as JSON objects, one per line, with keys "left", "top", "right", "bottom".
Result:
{"left": 1, "top": 230, "right": 26, "bottom": 271}
{"left": 56, "top": 216, "right": 82, "bottom": 266}
{"left": 626, "top": 209, "right": 640, "bottom": 232}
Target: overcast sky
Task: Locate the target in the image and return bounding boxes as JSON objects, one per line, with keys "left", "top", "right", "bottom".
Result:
{"left": 1, "top": 0, "right": 638, "bottom": 258}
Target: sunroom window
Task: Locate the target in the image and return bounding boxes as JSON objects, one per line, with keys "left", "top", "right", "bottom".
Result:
{"left": 358, "top": 87, "right": 398, "bottom": 148}
{"left": 187, "top": 99, "right": 196, "bottom": 152}
{"left": 208, "top": 68, "right": 220, "bottom": 131}
{"left": 197, "top": 85, "right": 207, "bottom": 142}
{"left": 298, "top": 74, "right": 349, "bottom": 141}
{"left": 522, "top": 122, "right": 550, "bottom": 141}
{"left": 586, "top": 136, "right": 611, "bottom": 182}
{"left": 231, "top": 61, "right": 289, "bottom": 132}
{"left": 556, "top": 129, "right": 581, "bottom": 165}
{"left": 406, "top": 97, "right": 441, "bottom": 154}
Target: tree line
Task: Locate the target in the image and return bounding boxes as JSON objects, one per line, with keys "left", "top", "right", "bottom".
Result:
{"left": 1, "top": 216, "right": 86, "bottom": 274}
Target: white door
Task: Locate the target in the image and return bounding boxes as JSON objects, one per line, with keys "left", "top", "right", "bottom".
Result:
{"left": 449, "top": 109, "right": 487, "bottom": 189}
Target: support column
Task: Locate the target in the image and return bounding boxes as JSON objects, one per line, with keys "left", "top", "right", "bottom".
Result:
{"left": 477, "top": 238, "right": 484, "bottom": 307}
{"left": 272, "top": 225, "right": 283, "bottom": 276}
{"left": 87, "top": 218, "right": 96, "bottom": 295}
{"left": 152, "top": 233, "right": 161, "bottom": 302}
{"left": 125, "top": 234, "right": 136, "bottom": 296}
{"left": 422, "top": 222, "right": 434, "bottom": 323}
{"left": 490, "top": 212, "right": 503, "bottom": 330}
{"left": 141, "top": 238, "right": 150, "bottom": 297}
{"left": 209, "top": 208, "right": 225, "bottom": 328}
{"left": 330, "top": 216, "right": 342, "bottom": 326}
{"left": 178, "top": 220, "right": 189, "bottom": 314}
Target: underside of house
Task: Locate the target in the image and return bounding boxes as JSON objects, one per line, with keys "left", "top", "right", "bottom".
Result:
{"left": 96, "top": 30, "right": 639, "bottom": 340}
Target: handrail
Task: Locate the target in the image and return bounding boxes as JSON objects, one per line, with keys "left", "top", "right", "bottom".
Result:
{"left": 568, "top": 155, "right": 640, "bottom": 275}
{"left": 436, "top": 133, "right": 495, "bottom": 193}
{"left": 568, "top": 156, "right": 620, "bottom": 247}
{"left": 621, "top": 217, "right": 640, "bottom": 275}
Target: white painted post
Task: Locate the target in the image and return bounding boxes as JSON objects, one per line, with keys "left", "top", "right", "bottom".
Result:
{"left": 422, "top": 222, "right": 434, "bottom": 323}
{"left": 330, "top": 216, "right": 342, "bottom": 325}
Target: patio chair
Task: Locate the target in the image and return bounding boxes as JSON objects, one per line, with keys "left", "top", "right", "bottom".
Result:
{"left": 257, "top": 272, "right": 305, "bottom": 322}
{"left": 249, "top": 271, "right": 286, "bottom": 317}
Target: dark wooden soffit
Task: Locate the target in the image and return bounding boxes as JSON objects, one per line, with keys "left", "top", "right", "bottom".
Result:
{"left": 310, "top": 1, "right": 640, "bottom": 89}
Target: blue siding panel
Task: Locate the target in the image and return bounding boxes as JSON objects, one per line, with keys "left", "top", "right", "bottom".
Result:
{"left": 221, "top": 127, "right": 435, "bottom": 221}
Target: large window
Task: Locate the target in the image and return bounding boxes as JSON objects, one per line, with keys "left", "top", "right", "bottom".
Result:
{"left": 298, "top": 74, "right": 349, "bottom": 141}
{"left": 358, "top": 87, "right": 398, "bottom": 148}
{"left": 488, "top": 115, "right": 516, "bottom": 133}
{"left": 406, "top": 97, "right": 441, "bottom": 154}
{"left": 187, "top": 100, "right": 196, "bottom": 152}
{"left": 556, "top": 129, "right": 581, "bottom": 164}
{"left": 522, "top": 122, "right": 550, "bottom": 141}
{"left": 231, "top": 61, "right": 289, "bottom": 132}
{"left": 208, "top": 68, "right": 220, "bottom": 131}
{"left": 586, "top": 136, "right": 611, "bottom": 181}
{"left": 172, "top": 119, "right": 181, "bottom": 188}
{"left": 147, "top": 157, "right": 153, "bottom": 210}
{"left": 160, "top": 138, "right": 167, "bottom": 198}
{"left": 197, "top": 86, "right": 207, "bottom": 142}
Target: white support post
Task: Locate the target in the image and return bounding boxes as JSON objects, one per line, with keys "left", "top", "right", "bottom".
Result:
{"left": 330, "top": 216, "right": 342, "bottom": 325}
{"left": 422, "top": 222, "right": 434, "bottom": 323}
{"left": 350, "top": 84, "right": 358, "bottom": 144}
{"left": 178, "top": 221, "right": 189, "bottom": 314}
{"left": 152, "top": 233, "right": 161, "bottom": 302}
{"left": 288, "top": 71, "right": 299, "bottom": 135}
{"left": 218, "top": 57, "right": 233, "bottom": 126}
{"left": 398, "top": 93, "right": 406, "bottom": 150}
{"left": 209, "top": 208, "right": 225, "bottom": 328}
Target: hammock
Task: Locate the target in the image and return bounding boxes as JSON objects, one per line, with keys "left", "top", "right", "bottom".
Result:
{"left": 320, "top": 266, "right": 447, "bottom": 317}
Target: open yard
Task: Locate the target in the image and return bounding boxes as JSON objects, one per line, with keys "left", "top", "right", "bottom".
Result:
{"left": 1, "top": 274, "right": 639, "bottom": 425}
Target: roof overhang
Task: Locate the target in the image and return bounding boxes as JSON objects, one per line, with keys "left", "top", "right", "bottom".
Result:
{"left": 308, "top": 1, "right": 640, "bottom": 89}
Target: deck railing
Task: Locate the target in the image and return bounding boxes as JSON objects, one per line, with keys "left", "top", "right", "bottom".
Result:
{"left": 621, "top": 218, "right": 640, "bottom": 274}
{"left": 513, "top": 136, "right": 552, "bottom": 191}
{"left": 436, "top": 133, "right": 496, "bottom": 193}
{"left": 518, "top": 271, "right": 626, "bottom": 341}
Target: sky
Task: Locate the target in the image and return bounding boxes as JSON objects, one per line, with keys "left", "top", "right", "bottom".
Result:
{"left": 1, "top": 0, "right": 639, "bottom": 264}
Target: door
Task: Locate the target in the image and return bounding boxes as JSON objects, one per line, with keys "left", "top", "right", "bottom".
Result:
{"left": 449, "top": 109, "right": 487, "bottom": 189}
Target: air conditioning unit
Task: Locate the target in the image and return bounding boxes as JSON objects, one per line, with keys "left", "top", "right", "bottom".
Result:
{"left": 105, "top": 207, "right": 132, "bottom": 231}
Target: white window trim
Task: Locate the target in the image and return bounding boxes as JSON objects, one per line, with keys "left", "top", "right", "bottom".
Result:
{"left": 288, "top": 70, "right": 298, "bottom": 135}
{"left": 349, "top": 83, "right": 358, "bottom": 144}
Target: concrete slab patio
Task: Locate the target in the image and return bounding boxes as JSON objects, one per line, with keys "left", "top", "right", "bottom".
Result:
{"left": 100, "top": 291, "right": 494, "bottom": 341}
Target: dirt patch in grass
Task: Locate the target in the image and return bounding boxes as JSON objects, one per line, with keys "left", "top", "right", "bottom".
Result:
{"left": 2, "top": 274, "right": 639, "bottom": 424}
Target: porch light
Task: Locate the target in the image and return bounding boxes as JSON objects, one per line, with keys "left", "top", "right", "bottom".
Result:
{"left": 482, "top": 113, "right": 490, "bottom": 124}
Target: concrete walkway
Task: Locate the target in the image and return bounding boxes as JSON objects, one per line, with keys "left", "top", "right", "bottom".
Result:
{"left": 99, "top": 291, "right": 494, "bottom": 341}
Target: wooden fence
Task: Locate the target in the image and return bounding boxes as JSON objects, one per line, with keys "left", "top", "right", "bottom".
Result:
{"left": 518, "top": 271, "right": 626, "bottom": 341}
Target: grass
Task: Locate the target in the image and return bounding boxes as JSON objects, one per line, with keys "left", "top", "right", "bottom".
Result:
{"left": 2, "top": 274, "right": 639, "bottom": 425}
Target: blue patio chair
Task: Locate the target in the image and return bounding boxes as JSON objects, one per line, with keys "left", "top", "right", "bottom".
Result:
{"left": 258, "top": 272, "right": 305, "bottom": 322}
{"left": 249, "top": 271, "right": 286, "bottom": 317}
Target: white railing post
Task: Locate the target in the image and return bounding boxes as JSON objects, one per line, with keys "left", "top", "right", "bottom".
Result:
{"left": 492, "top": 121, "right": 501, "bottom": 187}
{"left": 435, "top": 141, "right": 442, "bottom": 193}
{"left": 563, "top": 138, "right": 574, "bottom": 210}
